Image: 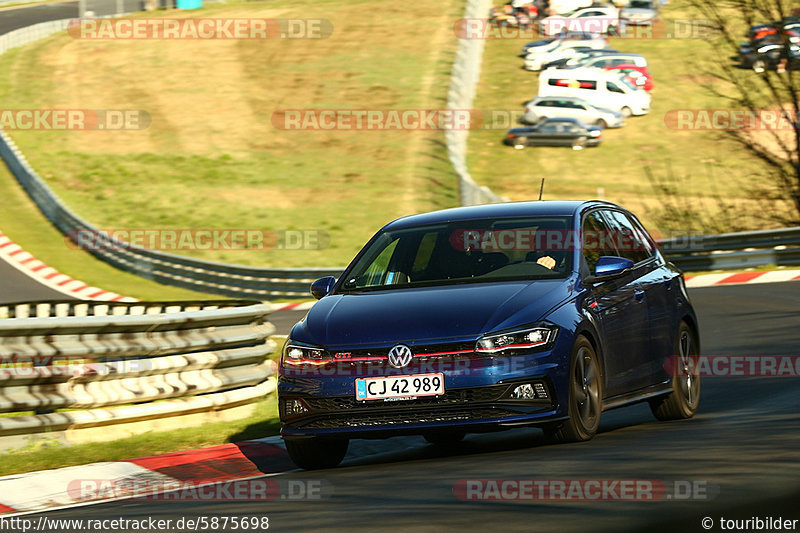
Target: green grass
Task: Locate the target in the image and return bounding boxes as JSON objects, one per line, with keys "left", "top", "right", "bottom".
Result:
{"left": 0, "top": 163, "right": 220, "bottom": 301}
{"left": 0, "top": 0, "right": 461, "bottom": 275}
{"left": 0, "top": 395, "right": 280, "bottom": 477}
{"left": 466, "top": 0, "right": 792, "bottom": 233}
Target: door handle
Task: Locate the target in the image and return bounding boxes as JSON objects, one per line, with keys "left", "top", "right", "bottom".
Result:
{"left": 634, "top": 289, "right": 645, "bottom": 302}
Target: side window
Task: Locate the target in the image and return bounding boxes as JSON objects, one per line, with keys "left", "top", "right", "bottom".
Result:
{"left": 582, "top": 210, "right": 617, "bottom": 274}
{"left": 601, "top": 210, "right": 651, "bottom": 264}
{"left": 606, "top": 81, "right": 625, "bottom": 93}
{"left": 362, "top": 239, "right": 399, "bottom": 286}
{"left": 553, "top": 100, "right": 568, "bottom": 108}
{"left": 626, "top": 214, "right": 657, "bottom": 260}
{"left": 538, "top": 100, "right": 552, "bottom": 107}
{"left": 540, "top": 123, "right": 559, "bottom": 132}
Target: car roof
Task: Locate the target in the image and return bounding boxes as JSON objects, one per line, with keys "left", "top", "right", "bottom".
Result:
{"left": 383, "top": 201, "right": 623, "bottom": 230}
{"left": 533, "top": 95, "right": 585, "bottom": 102}
{"left": 587, "top": 52, "right": 644, "bottom": 58}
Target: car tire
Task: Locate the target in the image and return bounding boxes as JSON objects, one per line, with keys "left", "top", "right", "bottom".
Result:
{"left": 285, "top": 437, "right": 349, "bottom": 470}
{"left": 545, "top": 336, "right": 602, "bottom": 443}
{"left": 753, "top": 59, "right": 766, "bottom": 73}
{"left": 594, "top": 119, "right": 608, "bottom": 128}
{"left": 514, "top": 138, "right": 527, "bottom": 150}
{"left": 621, "top": 106, "right": 633, "bottom": 118}
{"left": 423, "top": 431, "right": 466, "bottom": 445}
{"left": 649, "top": 321, "right": 700, "bottom": 421}
{"left": 572, "top": 137, "right": 587, "bottom": 151}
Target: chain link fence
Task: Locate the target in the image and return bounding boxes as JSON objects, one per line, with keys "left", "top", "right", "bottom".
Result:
{"left": 446, "top": 0, "right": 508, "bottom": 206}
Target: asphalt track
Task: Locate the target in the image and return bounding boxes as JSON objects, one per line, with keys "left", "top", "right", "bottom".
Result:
{"left": 21, "top": 281, "right": 799, "bottom": 532}
{"left": 0, "top": 0, "right": 144, "bottom": 35}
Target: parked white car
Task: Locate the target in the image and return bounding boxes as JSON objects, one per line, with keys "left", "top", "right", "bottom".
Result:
{"left": 523, "top": 37, "right": 609, "bottom": 70}
{"left": 560, "top": 52, "right": 648, "bottom": 70}
{"left": 520, "top": 32, "right": 608, "bottom": 57}
{"left": 547, "top": 0, "right": 594, "bottom": 16}
{"left": 525, "top": 45, "right": 596, "bottom": 71}
{"left": 522, "top": 95, "right": 626, "bottom": 128}
{"left": 538, "top": 67, "right": 651, "bottom": 117}
{"left": 539, "top": 6, "right": 621, "bottom": 36}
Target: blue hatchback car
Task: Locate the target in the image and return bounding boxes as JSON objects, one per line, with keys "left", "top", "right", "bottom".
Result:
{"left": 278, "top": 201, "right": 700, "bottom": 469}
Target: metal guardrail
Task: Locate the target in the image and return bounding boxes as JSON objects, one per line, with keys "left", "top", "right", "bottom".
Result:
{"left": 660, "top": 227, "right": 800, "bottom": 271}
{"left": 0, "top": 129, "right": 342, "bottom": 298}
{"left": 0, "top": 299, "right": 277, "bottom": 445}
{"left": 446, "top": 0, "right": 507, "bottom": 206}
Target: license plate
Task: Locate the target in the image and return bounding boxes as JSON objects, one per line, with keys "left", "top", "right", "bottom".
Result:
{"left": 355, "top": 373, "right": 444, "bottom": 401}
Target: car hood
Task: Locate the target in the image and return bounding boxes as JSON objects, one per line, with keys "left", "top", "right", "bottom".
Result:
{"left": 291, "top": 279, "right": 575, "bottom": 347}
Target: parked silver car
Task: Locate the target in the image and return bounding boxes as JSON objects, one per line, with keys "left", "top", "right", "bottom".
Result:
{"left": 522, "top": 95, "right": 625, "bottom": 128}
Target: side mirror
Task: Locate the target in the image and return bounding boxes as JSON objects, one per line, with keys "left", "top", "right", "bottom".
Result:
{"left": 583, "top": 256, "right": 634, "bottom": 285}
{"left": 310, "top": 276, "right": 336, "bottom": 300}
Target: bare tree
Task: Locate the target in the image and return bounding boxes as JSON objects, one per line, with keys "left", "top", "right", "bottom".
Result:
{"left": 685, "top": 0, "right": 800, "bottom": 226}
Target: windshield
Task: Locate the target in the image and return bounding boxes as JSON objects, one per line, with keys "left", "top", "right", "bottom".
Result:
{"left": 339, "top": 217, "right": 574, "bottom": 292}
{"left": 628, "top": 0, "right": 653, "bottom": 8}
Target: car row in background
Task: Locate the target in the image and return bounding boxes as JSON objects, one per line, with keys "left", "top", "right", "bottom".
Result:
{"left": 739, "top": 14, "right": 800, "bottom": 72}
{"left": 509, "top": 18, "right": 655, "bottom": 150}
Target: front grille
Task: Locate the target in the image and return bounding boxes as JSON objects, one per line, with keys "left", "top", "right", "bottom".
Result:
{"left": 302, "top": 385, "right": 509, "bottom": 412}
{"left": 295, "top": 408, "right": 521, "bottom": 429}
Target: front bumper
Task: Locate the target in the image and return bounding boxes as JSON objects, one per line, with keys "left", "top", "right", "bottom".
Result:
{"left": 280, "top": 378, "right": 561, "bottom": 439}
{"left": 278, "top": 336, "right": 574, "bottom": 439}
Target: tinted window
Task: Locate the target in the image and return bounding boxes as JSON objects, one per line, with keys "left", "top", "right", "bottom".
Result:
{"left": 601, "top": 210, "right": 652, "bottom": 264}
{"left": 582, "top": 210, "right": 617, "bottom": 273}
{"left": 606, "top": 81, "right": 625, "bottom": 93}
{"left": 340, "top": 217, "right": 574, "bottom": 292}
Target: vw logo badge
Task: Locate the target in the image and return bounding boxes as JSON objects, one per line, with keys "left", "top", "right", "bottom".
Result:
{"left": 387, "top": 344, "right": 413, "bottom": 369}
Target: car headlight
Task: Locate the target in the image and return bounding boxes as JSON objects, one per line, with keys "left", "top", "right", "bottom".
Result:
{"left": 475, "top": 325, "right": 558, "bottom": 354}
{"left": 282, "top": 340, "right": 327, "bottom": 363}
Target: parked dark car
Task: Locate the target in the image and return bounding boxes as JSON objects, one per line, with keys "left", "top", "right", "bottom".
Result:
{"left": 278, "top": 201, "right": 701, "bottom": 469}
{"left": 740, "top": 41, "right": 800, "bottom": 72}
{"left": 504, "top": 118, "right": 602, "bottom": 150}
